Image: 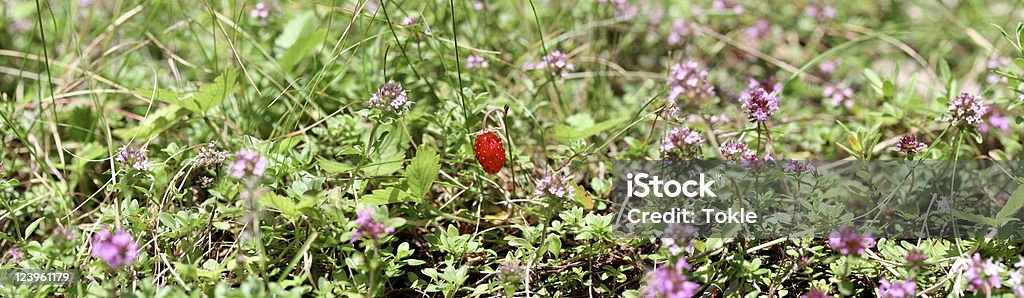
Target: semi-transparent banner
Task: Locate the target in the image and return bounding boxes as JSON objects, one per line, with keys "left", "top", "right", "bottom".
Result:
{"left": 611, "top": 160, "right": 1024, "bottom": 239}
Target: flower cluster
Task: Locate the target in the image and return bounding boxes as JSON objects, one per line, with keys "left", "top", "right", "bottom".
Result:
{"left": 250, "top": 2, "right": 278, "bottom": 26}
{"left": 535, "top": 50, "right": 575, "bottom": 77}
{"left": 465, "top": 54, "right": 489, "bottom": 69}
{"left": 878, "top": 278, "right": 916, "bottom": 298}
{"left": 666, "top": 61, "right": 715, "bottom": 115}
{"left": 116, "top": 146, "right": 151, "bottom": 171}
{"left": 962, "top": 253, "right": 1003, "bottom": 294}
{"left": 739, "top": 87, "right": 779, "bottom": 123}
{"left": 369, "top": 81, "right": 414, "bottom": 116}
{"left": 819, "top": 58, "right": 842, "bottom": 74}
{"left": 987, "top": 57, "right": 1008, "bottom": 84}
{"left": 91, "top": 228, "right": 139, "bottom": 268}
{"left": 719, "top": 139, "right": 752, "bottom": 160}
{"left": 350, "top": 208, "right": 395, "bottom": 243}
{"left": 799, "top": 289, "right": 829, "bottom": 298}
{"left": 895, "top": 135, "right": 927, "bottom": 156}
{"left": 784, "top": 159, "right": 819, "bottom": 176}
{"left": 947, "top": 92, "right": 989, "bottom": 127}
{"left": 744, "top": 20, "right": 771, "bottom": 41}
{"left": 661, "top": 127, "right": 705, "bottom": 160}
{"left": 6, "top": 248, "right": 21, "bottom": 263}
{"left": 979, "top": 106, "right": 1010, "bottom": 133}
{"left": 904, "top": 249, "right": 927, "bottom": 270}
{"left": 827, "top": 225, "right": 876, "bottom": 256}
{"left": 805, "top": 4, "right": 836, "bottom": 21}
{"left": 823, "top": 83, "right": 853, "bottom": 108}
{"left": 642, "top": 259, "right": 700, "bottom": 298}
{"left": 668, "top": 19, "right": 701, "bottom": 45}
{"left": 497, "top": 257, "right": 528, "bottom": 283}
{"left": 402, "top": 16, "right": 419, "bottom": 26}
{"left": 534, "top": 170, "right": 575, "bottom": 199}
{"left": 194, "top": 142, "right": 229, "bottom": 169}
{"left": 1011, "top": 257, "right": 1024, "bottom": 297}
{"left": 228, "top": 149, "right": 268, "bottom": 179}
{"left": 660, "top": 224, "right": 698, "bottom": 256}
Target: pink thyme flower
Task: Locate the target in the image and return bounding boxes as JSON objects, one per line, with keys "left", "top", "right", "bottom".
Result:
{"left": 744, "top": 20, "right": 771, "bottom": 41}
{"left": 465, "top": 54, "right": 489, "bottom": 69}
{"left": 350, "top": 208, "right": 395, "bottom": 243}
{"left": 739, "top": 87, "right": 779, "bottom": 123}
{"left": 878, "top": 278, "right": 916, "bottom": 298}
{"left": 116, "top": 146, "right": 151, "bottom": 171}
{"left": 963, "top": 253, "right": 1003, "bottom": 294}
{"left": 819, "top": 58, "right": 842, "bottom": 74}
{"left": 986, "top": 57, "right": 1009, "bottom": 84}
{"left": 1011, "top": 270, "right": 1024, "bottom": 298}
{"left": 904, "top": 249, "right": 927, "bottom": 270}
{"left": 534, "top": 170, "right": 575, "bottom": 199}
{"left": 823, "top": 83, "right": 853, "bottom": 108}
{"left": 402, "top": 16, "right": 419, "bottom": 26}
{"left": 6, "top": 248, "right": 21, "bottom": 263}
{"left": 719, "top": 139, "right": 752, "bottom": 160}
{"left": 661, "top": 127, "right": 705, "bottom": 159}
{"left": 805, "top": 4, "right": 836, "bottom": 21}
{"left": 642, "top": 259, "right": 700, "bottom": 298}
{"left": 711, "top": 0, "right": 744, "bottom": 13}
{"left": 828, "top": 225, "right": 876, "bottom": 256}
{"left": 250, "top": 2, "right": 278, "bottom": 26}
{"left": 472, "top": 1, "right": 491, "bottom": 11}
{"left": 784, "top": 159, "right": 819, "bottom": 176}
{"left": 947, "top": 92, "right": 989, "bottom": 127}
{"left": 369, "top": 80, "right": 414, "bottom": 115}
{"left": 666, "top": 61, "right": 715, "bottom": 115}
{"left": 896, "top": 135, "right": 927, "bottom": 156}
{"left": 537, "top": 50, "right": 575, "bottom": 77}
{"left": 800, "top": 289, "right": 829, "bottom": 298}
{"left": 668, "top": 19, "right": 701, "bottom": 45}
{"left": 748, "top": 77, "right": 783, "bottom": 95}
{"left": 91, "top": 228, "right": 139, "bottom": 268}
{"left": 228, "top": 149, "right": 268, "bottom": 179}
{"left": 979, "top": 106, "right": 1010, "bottom": 133}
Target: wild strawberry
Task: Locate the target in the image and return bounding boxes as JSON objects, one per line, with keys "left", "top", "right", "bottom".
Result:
{"left": 474, "top": 132, "right": 506, "bottom": 174}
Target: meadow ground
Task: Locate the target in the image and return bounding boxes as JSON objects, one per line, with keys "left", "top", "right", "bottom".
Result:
{"left": 3, "top": 0, "right": 1024, "bottom": 297}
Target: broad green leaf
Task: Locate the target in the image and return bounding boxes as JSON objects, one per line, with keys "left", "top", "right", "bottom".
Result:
{"left": 406, "top": 145, "right": 440, "bottom": 199}
{"left": 113, "top": 105, "right": 190, "bottom": 141}
{"left": 279, "top": 29, "right": 327, "bottom": 73}
{"left": 189, "top": 68, "right": 237, "bottom": 114}
{"left": 260, "top": 193, "right": 301, "bottom": 219}
{"left": 318, "top": 158, "right": 355, "bottom": 173}
{"left": 996, "top": 184, "right": 1024, "bottom": 220}
{"left": 362, "top": 187, "right": 414, "bottom": 205}
{"left": 275, "top": 12, "right": 314, "bottom": 49}
{"left": 551, "top": 117, "right": 625, "bottom": 143}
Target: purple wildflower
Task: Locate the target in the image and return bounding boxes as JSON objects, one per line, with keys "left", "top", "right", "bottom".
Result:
{"left": 819, "top": 58, "right": 842, "bottom": 74}
{"left": 719, "top": 140, "right": 752, "bottom": 160}
{"left": 473, "top": 1, "right": 491, "bottom": 11}
{"left": 878, "top": 278, "right": 916, "bottom": 298}
{"left": 465, "top": 54, "right": 489, "bottom": 69}
{"left": 402, "top": 16, "right": 418, "bottom": 26}
{"left": 350, "top": 208, "right": 395, "bottom": 243}
{"left": 668, "top": 19, "right": 700, "bottom": 45}
{"left": 116, "top": 146, "right": 151, "bottom": 171}
{"left": 986, "top": 57, "right": 1009, "bottom": 84}
{"left": 947, "top": 92, "right": 989, "bottom": 127}
{"left": 739, "top": 87, "right": 780, "bottom": 123}
{"left": 369, "top": 80, "right": 414, "bottom": 115}
{"left": 666, "top": 61, "right": 715, "bottom": 115}
{"left": 896, "top": 135, "right": 927, "bottom": 156}
{"left": 744, "top": 20, "right": 771, "bottom": 41}
{"left": 784, "top": 159, "right": 819, "bottom": 176}
{"left": 1011, "top": 270, "right": 1024, "bottom": 298}
{"left": 979, "top": 106, "right": 1010, "bottom": 133}
{"left": 250, "top": 2, "right": 278, "bottom": 26}
{"left": 642, "top": 259, "right": 700, "bottom": 298}
{"left": 6, "top": 248, "right": 21, "bottom": 263}
{"left": 805, "top": 4, "right": 836, "bottom": 21}
{"left": 661, "top": 127, "right": 705, "bottom": 160}
{"left": 534, "top": 170, "right": 575, "bottom": 199}
{"left": 739, "top": 151, "right": 774, "bottom": 168}
{"left": 9, "top": 20, "right": 32, "bottom": 33}
{"left": 660, "top": 224, "right": 698, "bottom": 256}
{"left": 827, "top": 225, "right": 876, "bottom": 256}
{"left": 905, "top": 249, "right": 927, "bottom": 270}
{"left": 91, "top": 228, "right": 139, "bottom": 268}
{"left": 537, "top": 50, "right": 575, "bottom": 77}
{"left": 963, "top": 253, "right": 1003, "bottom": 294}
{"left": 800, "top": 289, "right": 829, "bottom": 298}
{"left": 497, "top": 258, "right": 527, "bottom": 283}
{"left": 711, "top": 0, "right": 744, "bottom": 13}
{"left": 228, "top": 149, "right": 268, "bottom": 179}
{"left": 823, "top": 83, "right": 853, "bottom": 108}
{"left": 748, "top": 77, "right": 783, "bottom": 94}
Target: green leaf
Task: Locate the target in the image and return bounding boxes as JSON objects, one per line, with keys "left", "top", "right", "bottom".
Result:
{"left": 318, "top": 158, "right": 355, "bottom": 173}
{"left": 550, "top": 117, "right": 625, "bottom": 143}
{"left": 996, "top": 184, "right": 1024, "bottom": 220}
{"left": 406, "top": 145, "right": 440, "bottom": 200}
{"left": 113, "top": 105, "right": 190, "bottom": 141}
{"left": 275, "top": 12, "right": 314, "bottom": 49}
{"left": 362, "top": 187, "right": 414, "bottom": 205}
{"left": 135, "top": 68, "right": 237, "bottom": 115}
{"left": 24, "top": 217, "right": 44, "bottom": 238}
{"left": 259, "top": 193, "right": 299, "bottom": 219}
{"left": 278, "top": 29, "right": 327, "bottom": 73}
{"left": 882, "top": 80, "right": 895, "bottom": 99}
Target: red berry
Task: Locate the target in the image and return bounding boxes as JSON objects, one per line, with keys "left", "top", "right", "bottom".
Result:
{"left": 473, "top": 132, "right": 506, "bottom": 174}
